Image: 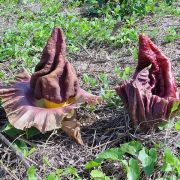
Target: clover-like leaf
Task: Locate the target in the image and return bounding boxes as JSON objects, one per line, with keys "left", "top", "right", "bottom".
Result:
{"left": 122, "top": 159, "right": 140, "bottom": 180}
{"left": 138, "top": 147, "right": 157, "bottom": 176}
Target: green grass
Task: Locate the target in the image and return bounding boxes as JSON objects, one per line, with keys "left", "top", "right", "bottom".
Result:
{"left": 1, "top": 0, "right": 179, "bottom": 71}
{"left": 163, "top": 27, "right": 180, "bottom": 43}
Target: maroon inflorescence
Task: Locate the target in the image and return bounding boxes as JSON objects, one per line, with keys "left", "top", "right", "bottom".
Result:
{"left": 116, "top": 34, "right": 180, "bottom": 129}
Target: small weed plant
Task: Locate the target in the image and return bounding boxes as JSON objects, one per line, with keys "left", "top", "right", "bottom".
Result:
{"left": 25, "top": 118, "right": 180, "bottom": 179}
{"left": 85, "top": 139, "right": 180, "bottom": 180}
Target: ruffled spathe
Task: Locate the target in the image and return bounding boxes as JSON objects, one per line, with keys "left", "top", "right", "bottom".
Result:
{"left": 0, "top": 28, "right": 101, "bottom": 144}
{"left": 116, "top": 34, "right": 180, "bottom": 129}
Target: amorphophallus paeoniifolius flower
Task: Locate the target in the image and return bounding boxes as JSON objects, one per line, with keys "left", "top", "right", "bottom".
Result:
{"left": 116, "top": 34, "right": 180, "bottom": 129}
{"left": 0, "top": 28, "right": 101, "bottom": 144}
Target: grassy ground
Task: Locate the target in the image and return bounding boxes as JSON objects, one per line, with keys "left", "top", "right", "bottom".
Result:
{"left": 0, "top": 0, "right": 180, "bottom": 179}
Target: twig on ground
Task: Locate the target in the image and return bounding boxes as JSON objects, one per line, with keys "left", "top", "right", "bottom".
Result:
{"left": 2, "top": 134, "right": 25, "bottom": 161}
{"left": 90, "top": 136, "right": 124, "bottom": 150}
{"left": 39, "top": 130, "right": 56, "bottom": 175}
{"left": 0, "top": 64, "right": 15, "bottom": 78}
{"left": 0, "top": 160, "right": 19, "bottom": 180}
{"left": 77, "top": 42, "right": 97, "bottom": 71}
{"left": 0, "top": 132, "right": 30, "bottom": 169}
{"left": 26, "top": 157, "right": 39, "bottom": 166}
{"left": 42, "top": 129, "right": 56, "bottom": 154}
{"left": 77, "top": 42, "right": 92, "bottom": 57}
{"left": 18, "top": 137, "right": 34, "bottom": 146}
{"left": 91, "top": 130, "right": 96, "bottom": 154}
{"left": 172, "top": 57, "right": 180, "bottom": 61}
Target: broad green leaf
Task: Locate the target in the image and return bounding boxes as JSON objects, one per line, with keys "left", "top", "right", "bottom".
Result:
{"left": 166, "top": 120, "right": 175, "bottom": 130}
{"left": 63, "top": 166, "right": 81, "bottom": 179}
{"left": 120, "top": 141, "right": 143, "bottom": 156}
{"left": 164, "top": 149, "right": 177, "bottom": 164}
{"left": 90, "top": 170, "right": 110, "bottom": 180}
{"left": 149, "top": 148, "right": 157, "bottom": 162}
{"left": 85, "top": 159, "right": 102, "bottom": 169}
{"left": 13, "top": 140, "right": 29, "bottom": 157}
{"left": 161, "top": 162, "right": 173, "bottom": 172}
{"left": 14, "top": 140, "right": 36, "bottom": 157}
{"left": 0, "top": 72, "right": 5, "bottom": 78}
{"left": 138, "top": 147, "right": 157, "bottom": 176}
{"left": 145, "top": 4, "right": 154, "bottom": 12}
{"left": 83, "top": 74, "right": 91, "bottom": 84}
{"left": 124, "top": 66, "right": 131, "bottom": 75}
{"left": 158, "top": 122, "right": 168, "bottom": 130}
{"left": 90, "top": 169, "right": 104, "bottom": 178}
{"left": 1, "top": 123, "right": 40, "bottom": 139}
{"left": 46, "top": 173, "right": 59, "bottom": 180}
{"left": 158, "top": 120, "right": 174, "bottom": 130}
{"left": 65, "top": 166, "right": 78, "bottom": 175}
{"left": 27, "top": 147, "right": 36, "bottom": 157}
{"left": 97, "top": 0, "right": 103, "bottom": 8}
{"left": 56, "top": 168, "right": 63, "bottom": 175}
{"left": 25, "top": 128, "right": 40, "bottom": 139}
{"left": 171, "top": 101, "right": 180, "bottom": 113}
{"left": 1, "top": 123, "right": 23, "bottom": 137}
{"left": 27, "top": 166, "right": 37, "bottom": 180}
{"left": 175, "top": 121, "right": 180, "bottom": 131}
{"left": 128, "top": 141, "right": 143, "bottom": 151}
{"left": 121, "top": 159, "right": 128, "bottom": 167}
{"left": 97, "top": 148, "right": 124, "bottom": 161}
{"left": 120, "top": 144, "right": 137, "bottom": 155}
{"left": 164, "top": 149, "right": 180, "bottom": 171}
{"left": 126, "top": 158, "right": 140, "bottom": 180}
{"left": 114, "top": 66, "right": 121, "bottom": 76}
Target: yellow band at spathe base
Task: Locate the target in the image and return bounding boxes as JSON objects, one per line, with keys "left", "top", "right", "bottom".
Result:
{"left": 36, "top": 97, "right": 76, "bottom": 108}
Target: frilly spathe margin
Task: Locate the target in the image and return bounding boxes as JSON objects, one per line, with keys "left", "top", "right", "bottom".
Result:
{"left": 116, "top": 34, "right": 180, "bottom": 129}
{"left": 0, "top": 28, "right": 101, "bottom": 145}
